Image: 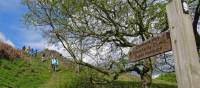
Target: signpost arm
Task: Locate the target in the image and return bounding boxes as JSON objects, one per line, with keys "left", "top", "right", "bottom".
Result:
{"left": 167, "top": 0, "right": 200, "bottom": 88}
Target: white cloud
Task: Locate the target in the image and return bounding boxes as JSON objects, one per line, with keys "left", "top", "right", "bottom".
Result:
{"left": 24, "top": 39, "right": 69, "bottom": 57}
{"left": 10, "top": 26, "right": 69, "bottom": 57}
{"left": 0, "top": 32, "right": 15, "bottom": 47}
{"left": 45, "top": 43, "right": 70, "bottom": 57}
{"left": 24, "top": 40, "right": 47, "bottom": 49}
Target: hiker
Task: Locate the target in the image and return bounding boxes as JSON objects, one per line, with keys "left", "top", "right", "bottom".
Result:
{"left": 60, "top": 54, "right": 65, "bottom": 65}
{"left": 51, "top": 56, "right": 59, "bottom": 72}
{"left": 55, "top": 58, "right": 59, "bottom": 68}
{"left": 35, "top": 49, "right": 38, "bottom": 57}
{"left": 61, "top": 58, "right": 65, "bottom": 65}
{"left": 51, "top": 56, "right": 56, "bottom": 72}
{"left": 41, "top": 53, "right": 45, "bottom": 62}
{"left": 30, "top": 48, "right": 34, "bottom": 56}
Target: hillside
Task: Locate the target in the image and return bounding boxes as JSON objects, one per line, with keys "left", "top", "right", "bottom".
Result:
{"left": 0, "top": 56, "right": 177, "bottom": 88}
{"left": 0, "top": 41, "right": 177, "bottom": 88}
{"left": 0, "top": 57, "right": 76, "bottom": 88}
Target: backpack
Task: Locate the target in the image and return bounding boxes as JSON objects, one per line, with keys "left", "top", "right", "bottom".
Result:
{"left": 55, "top": 59, "right": 59, "bottom": 65}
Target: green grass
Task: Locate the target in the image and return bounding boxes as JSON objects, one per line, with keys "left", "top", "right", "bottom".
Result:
{"left": 39, "top": 70, "right": 78, "bottom": 88}
{"left": 155, "top": 73, "right": 177, "bottom": 83}
{"left": 0, "top": 58, "right": 177, "bottom": 88}
{"left": 0, "top": 58, "right": 51, "bottom": 88}
{"left": 0, "top": 58, "right": 87, "bottom": 88}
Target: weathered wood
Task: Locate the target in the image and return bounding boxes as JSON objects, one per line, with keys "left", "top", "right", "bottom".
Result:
{"left": 128, "top": 31, "right": 172, "bottom": 62}
{"left": 167, "top": 0, "right": 200, "bottom": 88}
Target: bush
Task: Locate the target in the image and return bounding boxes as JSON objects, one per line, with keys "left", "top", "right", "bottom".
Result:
{"left": 0, "top": 41, "right": 23, "bottom": 60}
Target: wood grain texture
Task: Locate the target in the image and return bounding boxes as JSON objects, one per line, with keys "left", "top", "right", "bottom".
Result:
{"left": 167, "top": 0, "right": 200, "bottom": 88}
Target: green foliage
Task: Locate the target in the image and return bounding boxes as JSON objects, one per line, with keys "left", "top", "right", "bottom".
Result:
{"left": 156, "top": 73, "right": 177, "bottom": 83}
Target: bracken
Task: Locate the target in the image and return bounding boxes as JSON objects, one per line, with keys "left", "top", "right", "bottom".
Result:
{"left": 0, "top": 41, "right": 23, "bottom": 60}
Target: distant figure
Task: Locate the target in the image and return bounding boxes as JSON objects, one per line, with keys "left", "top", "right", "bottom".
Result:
{"left": 60, "top": 54, "right": 65, "bottom": 65}
{"left": 55, "top": 57, "right": 59, "bottom": 66}
{"left": 30, "top": 48, "right": 34, "bottom": 56}
{"left": 51, "top": 56, "right": 59, "bottom": 72}
{"left": 16, "top": 53, "right": 21, "bottom": 59}
{"left": 22, "top": 46, "right": 26, "bottom": 51}
{"left": 25, "top": 47, "right": 29, "bottom": 53}
{"left": 41, "top": 54, "right": 45, "bottom": 62}
{"left": 27, "top": 46, "right": 31, "bottom": 54}
{"left": 35, "top": 49, "right": 38, "bottom": 57}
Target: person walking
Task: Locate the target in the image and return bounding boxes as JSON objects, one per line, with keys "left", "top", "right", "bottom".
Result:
{"left": 55, "top": 58, "right": 59, "bottom": 69}
{"left": 51, "top": 56, "right": 57, "bottom": 72}
{"left": 41, "top": 54, "right": 45, "bottom": 62}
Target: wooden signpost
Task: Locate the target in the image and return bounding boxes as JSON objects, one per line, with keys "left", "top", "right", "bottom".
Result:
{"left": 128, "top": 0, "right": 200, "bottom": 88}
{"left": 167, "top": 0, "right": 200, "bottom": 88}
{"left": 128, "top": 31, "right": 172, "bottom": 62}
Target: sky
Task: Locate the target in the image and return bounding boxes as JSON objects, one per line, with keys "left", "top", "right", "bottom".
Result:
{"left": 0, "top": 0, "right": 68, "bottom": 56}
{"left": 0, "top": 0, "right": 200, "bottom": 58}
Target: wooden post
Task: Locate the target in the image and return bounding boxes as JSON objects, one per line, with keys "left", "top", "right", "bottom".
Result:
{"left": 167, "top": 0, "right": 200, "bottom": 88}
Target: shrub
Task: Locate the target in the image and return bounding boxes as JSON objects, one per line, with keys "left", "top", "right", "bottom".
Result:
{"left": 0, "top": 41, "right": 23, "bottom": 60}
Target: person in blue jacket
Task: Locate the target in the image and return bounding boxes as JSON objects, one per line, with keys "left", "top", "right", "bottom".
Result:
{"left": 51, "top": 56, "right": 59, "bottom": 72}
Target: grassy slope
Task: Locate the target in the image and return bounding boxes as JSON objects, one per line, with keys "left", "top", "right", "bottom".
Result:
{"left": 39, "top": 68, "right": 78, "bottom": 88}
{"left": 0, "top": 58, "right": 51, "bottom": 88}
{"left": 0, "top": 58, "right": 177, "bottom": 88}
{"left": 0, "top": 58, "right": 85, "bottom": 88}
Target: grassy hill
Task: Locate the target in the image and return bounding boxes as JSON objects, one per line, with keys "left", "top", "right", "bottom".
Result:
{"left": 0, "top": 58, "right": 50, "bottom": 88}
{"left": 0, "top": 57, "right": 177, "bottom": 88}
{"left": 0, "top": 41, "right": 177, "bottom": 88}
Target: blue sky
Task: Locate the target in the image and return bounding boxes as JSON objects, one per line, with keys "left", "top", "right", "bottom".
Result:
{"left": 0, "top": 0, "right": 46, "bottom": 49}
{"left": 0, "top": 0, "right": 35, "bottom": 48}
{"left": 0, "top": 0, "right": 68, "bottom": 56}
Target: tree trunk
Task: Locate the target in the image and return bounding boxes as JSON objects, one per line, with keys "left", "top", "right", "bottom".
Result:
{"left": 140, "top": 70, "right": 152, "bottom": 88}
{"left": 140, "top": 59, "right": 153, "bottom": 88}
